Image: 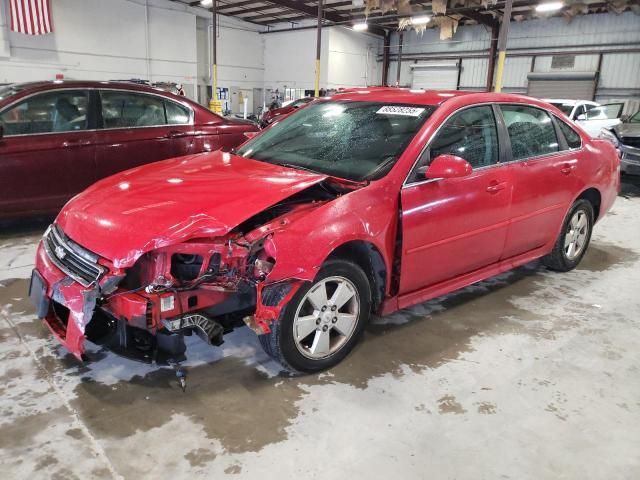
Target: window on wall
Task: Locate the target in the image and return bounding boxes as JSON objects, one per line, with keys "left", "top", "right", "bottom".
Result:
{"left": 100, "top": 91, "right": 167, "bottom": 128}
{"left": 557, "top": 119, "right": 582, "bottom": 149}
{"left": 0, "top": 90, "right": 88, "bottom": 135}
{"left": 500, "top": 105, "right": 559, "bottom": 160}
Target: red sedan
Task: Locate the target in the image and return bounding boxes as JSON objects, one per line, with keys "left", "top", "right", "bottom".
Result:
{"left": 0, "top": 81, "right": 259, "bottom": 218}
{"left": 260, "top": 96, "right": 313, "bottom": 128}
{"left": 30, "top": 89, "right": 619, "bottom": 373}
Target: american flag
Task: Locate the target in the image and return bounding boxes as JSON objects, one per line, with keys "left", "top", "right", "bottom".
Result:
{"left": 9, "top": 0, "right": 53, "bottom": 35}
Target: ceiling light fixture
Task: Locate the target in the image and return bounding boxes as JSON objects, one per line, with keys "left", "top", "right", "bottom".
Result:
{"left": 200, "top": 0, "right": 213, "bottom": 6}
{"left": 535, "top": 2, "right": 564, "bottom": 12}
{"left": 352, "top": 22, "right": 368, "bottom": 31}
{"left": 411, "top": 15, "right": 431, "bottom": 25}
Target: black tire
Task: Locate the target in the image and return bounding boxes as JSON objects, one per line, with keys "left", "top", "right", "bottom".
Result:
{"left": 259, "top": 259, "right": 371, "bottom": 373}
{"left": 543, "top": 199, "right": 594, "bottom": 272}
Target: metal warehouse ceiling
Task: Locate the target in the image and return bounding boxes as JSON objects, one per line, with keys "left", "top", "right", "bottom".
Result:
{"left": 170, "top": 0, "right": 640, "bottom": 31}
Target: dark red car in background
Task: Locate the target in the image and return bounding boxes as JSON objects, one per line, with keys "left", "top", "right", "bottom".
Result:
{"left": 260, "top": 96, "right": 313, "bottom": 128}
{"left": 0, "top": 81, "right": 258, "bottom": 218}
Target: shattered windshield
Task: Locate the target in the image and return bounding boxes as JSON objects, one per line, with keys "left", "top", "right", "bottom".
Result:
{"left": 238, "top": 101, "right": 434, "bottom": 181}
{"left": 550, "top": 103, "right": 574, "bottom": 116}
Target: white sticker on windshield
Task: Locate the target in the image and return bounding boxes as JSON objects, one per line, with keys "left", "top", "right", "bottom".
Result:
{"left": 376, "top": 106, "right": 425, "bottom": 117}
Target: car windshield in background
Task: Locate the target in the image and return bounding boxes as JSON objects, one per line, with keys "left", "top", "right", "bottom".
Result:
{"left": 238, "top": 101, "right": 434, "bottom": 181}
{"left": 0, "top": 84, "right": 27, "bottom": 101}
{"left": 550, "top": 103, "right": 574, "bottom": 115}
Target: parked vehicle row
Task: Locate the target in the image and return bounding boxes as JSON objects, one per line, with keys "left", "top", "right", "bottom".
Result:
{"left": 28, "top": 88, "right": 620, "bottom": 373}
{"left": 600, "top": 110, "right": 640, "bottom": 176}
{"left": 0, "top": 81, "right": 259, "bottom": 218}
{"left": 544, "top": 98, "right": 624, "bottom": 137}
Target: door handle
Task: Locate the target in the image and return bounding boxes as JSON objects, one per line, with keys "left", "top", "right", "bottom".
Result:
{"left": 166, "top": 130, "right": 189, "bottom": 139}
{"left": 560, "top": 163, "right": 576, "bottom": 175}
{"left": 486, "top": 181, "right": 507, "bottom": 194}
{"left": 62, "top": 139, "right": 90, "bottom": 148}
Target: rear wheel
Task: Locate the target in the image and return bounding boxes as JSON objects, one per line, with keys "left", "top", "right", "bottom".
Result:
{"left": 543, "top": 199, "right": 594, "bottom": 272}
{"left": 259, "top": 259, "right": 371, "bottom": 373}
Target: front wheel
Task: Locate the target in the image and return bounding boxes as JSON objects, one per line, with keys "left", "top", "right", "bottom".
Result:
{"left": 543, "top": 199, "right": 594, "bottom": 272}
{"left": 259, "top": 259, "right": 371, "bottom": 373}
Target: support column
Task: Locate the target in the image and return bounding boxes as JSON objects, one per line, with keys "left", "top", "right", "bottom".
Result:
{"left": 314, "top": 0, "right": 323, "bottom": 97}
{"left": 396, "top": 32, "right": 403, "bottom": 87}
{"left": 209, "top": 0, "right": 222, "bottom": 113}
{"left": 494, "top": 0, "right": 513, "bottom": 93}
{"left": 486, "top": 23, "right": 498, "bottom": 92}
{"left": 382, "top": 31, "right": 390, "bottom": 86}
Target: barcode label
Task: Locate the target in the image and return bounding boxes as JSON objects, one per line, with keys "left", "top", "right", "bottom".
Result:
{"left": 376, "top": 106, "right": 426, "bottom": 117}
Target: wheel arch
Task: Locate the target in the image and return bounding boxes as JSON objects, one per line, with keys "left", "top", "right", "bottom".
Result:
{"left": 325, "top": 240, "right": 387, "bottom": 314}
{"left": 575, "top": 187, "right": 602, "bottom": 222}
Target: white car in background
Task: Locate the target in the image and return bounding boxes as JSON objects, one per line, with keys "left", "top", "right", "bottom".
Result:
{"left": 545, "top": 99, "right": 623, "bottom": 137}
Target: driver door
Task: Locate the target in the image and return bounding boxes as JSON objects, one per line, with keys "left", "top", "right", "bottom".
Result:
{"left": 399, "top": 105, "right": 512, "bottom": 296}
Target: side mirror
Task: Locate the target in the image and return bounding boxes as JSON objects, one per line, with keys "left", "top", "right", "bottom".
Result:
{"left": 620, "top": 114, "right": 630, "bottom": 123}
{"left": 576, "top": 114, "right": 587, "bottom": 121}
{"left": 424, "top": 154, "right": 473, "bottom": 180}
{"left": 243, "top": 131, "right": 259, "bottom": 140}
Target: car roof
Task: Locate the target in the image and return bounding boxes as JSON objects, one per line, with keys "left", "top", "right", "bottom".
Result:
{"left": 0, "top": 80, "right": 210, "bottom": 115}
{"left": 326, "top": 87, "right": 559, "bottom": 110}
{"left": 544, "top": 99, "right": 598, "bottom": 106}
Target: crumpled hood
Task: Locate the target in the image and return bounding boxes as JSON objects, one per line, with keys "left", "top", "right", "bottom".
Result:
{"left": 614, "top": 123, "right": 640, "bottom": 138}
{"left": 57, "top": 151, "right": 327, "bottom": 268}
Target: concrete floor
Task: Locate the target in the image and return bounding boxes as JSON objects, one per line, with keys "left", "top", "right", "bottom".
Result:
{"left": 1, "top": 179, "right": 639, "bottom": 480}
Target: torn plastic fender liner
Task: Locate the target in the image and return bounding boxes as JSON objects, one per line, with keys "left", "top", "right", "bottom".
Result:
{"left": 244, "top": 279, "right": 307, "bottom": 334}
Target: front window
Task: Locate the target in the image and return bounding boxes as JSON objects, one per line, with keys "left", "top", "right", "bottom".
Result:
{"left": 237, "top": 101, "right": 434, "bottom": 181}
{"left": 0, "top": 90, "right": 89, "bottom": 135}
{"left": 628, "top": 111, "right": 640, "bottom": 123}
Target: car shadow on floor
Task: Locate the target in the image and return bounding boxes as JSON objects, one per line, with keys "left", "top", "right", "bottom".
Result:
{"left": 620, "top": 175, "right": 640, "bottom": 198}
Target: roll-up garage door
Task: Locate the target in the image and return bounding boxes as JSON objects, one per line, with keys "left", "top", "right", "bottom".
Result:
{"left": 411, "top": 62, "right": 459, "bottom": 90}
{"left": 527, "top": 72, "right": 597, "bottom": 100}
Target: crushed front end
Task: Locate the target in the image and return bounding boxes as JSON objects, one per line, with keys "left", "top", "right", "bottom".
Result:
{"left": 30, "top": 222, "right": 302, "bottom": 363}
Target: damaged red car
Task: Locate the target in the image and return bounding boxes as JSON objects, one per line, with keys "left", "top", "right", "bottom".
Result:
{"left": 30, "top": 89, "right": 619, "bottom": 373}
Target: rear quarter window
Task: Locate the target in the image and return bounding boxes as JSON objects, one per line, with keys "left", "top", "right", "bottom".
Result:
{"left": 556, "top": 119, "right": 582, "bottom": 149}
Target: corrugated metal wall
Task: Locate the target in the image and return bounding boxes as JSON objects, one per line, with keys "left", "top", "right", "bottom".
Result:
{"left": 383, "top": 12, "right": 640, "bottom": 102}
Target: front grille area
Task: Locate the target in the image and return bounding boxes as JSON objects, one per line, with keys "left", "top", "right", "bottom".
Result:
{"left": 621, "top": 137, "right": 640, "bottom": 149}
{"left": 43, "top": 224, "right": 105, "bottom": 287}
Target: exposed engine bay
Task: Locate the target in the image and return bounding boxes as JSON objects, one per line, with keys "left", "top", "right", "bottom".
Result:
{"left": 33, "top": 178, "right": 361, "bottom": 365}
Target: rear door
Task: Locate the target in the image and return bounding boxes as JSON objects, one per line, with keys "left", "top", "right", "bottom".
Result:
{"left": 499, "top": 104, "right": 581, "bottom": 259}
{"left": 93, "top": 90, "right": 195, "bottom": 180}
{"left": 400, "top": 105, "right": 512, "bottom": 295}
{"left": 0, "top": 89, "right": 96, "bottom": 216}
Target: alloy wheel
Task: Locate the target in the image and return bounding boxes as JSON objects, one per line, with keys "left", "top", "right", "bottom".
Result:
{"left": 292, "top": 276, "right": 360, "bottom": 359}
{"left": 564, "top": 210, "right": 589, "bottom": 260}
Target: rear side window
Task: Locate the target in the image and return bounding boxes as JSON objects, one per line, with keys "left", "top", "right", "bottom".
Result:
{"left": 500, "top": 105, "right": 559, "bottom": 160}
{"left": 557, "top": 119, "right": 582, "bottom": 149}
{"left": 100, "top": 91, "right": 166, "bottom": 128}
{"left": 0, "top": 90, "right": 88, "bottom": 135}
{"left": 165, "top": 101, "right": 190, "bottom": 125}
{"left": 429, "top": 105, "right": 499, "bottom": 169}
